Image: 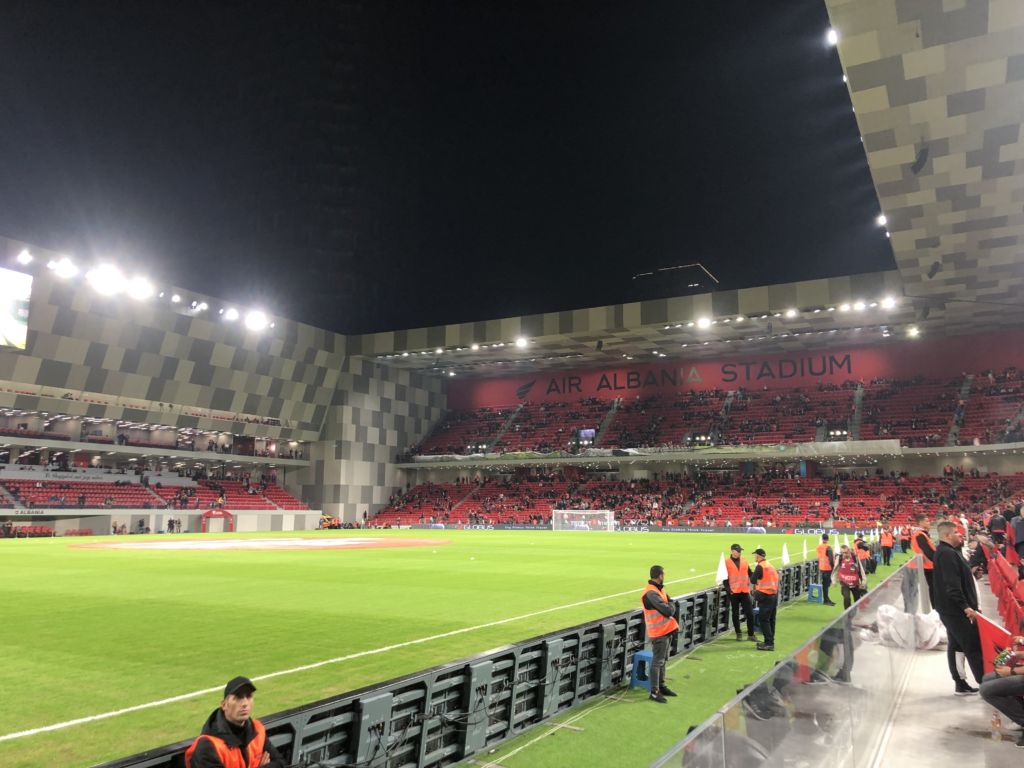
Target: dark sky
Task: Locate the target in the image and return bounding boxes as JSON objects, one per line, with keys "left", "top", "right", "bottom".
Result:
{"left": 0, "top": 1, "right": 893, "bottom": 334}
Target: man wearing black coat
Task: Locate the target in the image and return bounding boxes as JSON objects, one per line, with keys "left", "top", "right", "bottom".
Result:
{"left": 933, "top": 521, "right": 984, "bottom": 691}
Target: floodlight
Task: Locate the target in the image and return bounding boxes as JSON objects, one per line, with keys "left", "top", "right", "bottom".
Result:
{"left": 171, "top": 294, "right": 181, "bottom": 303}
{"left": 785, "top": 309, "right": 797, "bottom": 318}
{"left": 126, "top": 276, "right": 154, "bottom": 301}
{"left": 515, "top": 337, "right": 528, "bottom": 348}
{"left": 839, "top": 303, "right": 851, "bottom": 312}
{"left": 16, "top": 249, "right": 32, "bottom": 265}
{"left": 435, "top": 347, "right": 443, "bottom": 354}
{"left": 697, "top": 317, "right": 711, "bottom": 329}
{"left": 86, "top": 264, "right": 126, "bottom": 296}
{"left": 826, "top": 28, "right": 839, "bottom": 45}
{"left": 907, "top": 326, "right": 920, "bottom": 338}
{"left": 244, "top": 310, "right": 268, "bottom": 331}
{"left": 876, "top": 214, "right": 887, "bottom": 227}
{"left": 197, "top": 302, "right": 208, "bottom": 311}
{"left": 853, "top": 301, "right": 866, "bottom": 311}
{"left": 224, "top": 307, "right": 239, "bottom": 321}
{"left": 49, "top": 257, "right": 79, "bottom": 279}
{"left": 471, "top": 343, "right": 480, "bottom": 351}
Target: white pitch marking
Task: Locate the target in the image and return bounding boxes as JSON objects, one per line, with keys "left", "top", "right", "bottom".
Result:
{"left": 0, "top": 568, "right": 718, "bottom": 742}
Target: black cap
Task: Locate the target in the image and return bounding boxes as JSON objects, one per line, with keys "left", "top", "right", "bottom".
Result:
{"left": 224, "top": 676, "right": 256, "bottom": 697}
{"left": 753, "top": 548, "right": 767, "bottom": 557}
{"left": 730, "top": 544, "right": 743, "bottom": 552}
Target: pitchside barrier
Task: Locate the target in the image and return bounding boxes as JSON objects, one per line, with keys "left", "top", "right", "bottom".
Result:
{"left": 100, "top": 560, "right": 820, "bottom": 768}
{"left": 650, "top": 559, "right": 927, "bottom": 768}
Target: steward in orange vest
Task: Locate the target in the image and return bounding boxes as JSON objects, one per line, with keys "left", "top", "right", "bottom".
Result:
{"left": 723, "top": 544, "right": 756, "bottom": 640}
{"left": 816, "top": 535, "right": 837, "bottom": 606}
{"left": 186, "top": 677, "right": 285, "bottom": 768}
{"left": 879, "top": 529, "right": 894, "bottom": 566}
{"left": 642, "top": 565, "right": 680, "bottom": 703}
{"left": 752, "top": 548, "right": 779, "bottom": 651}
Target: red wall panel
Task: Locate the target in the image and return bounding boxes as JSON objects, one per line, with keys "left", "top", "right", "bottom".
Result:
{"left": 447, "top": 330, "right": 1024, "bottom": 409}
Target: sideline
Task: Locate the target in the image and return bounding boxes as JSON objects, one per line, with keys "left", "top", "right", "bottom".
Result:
{"left": 0, "top": 568, "right": 726, "bottom": 743}
{"left": 477, "top": 599, "right": 809, "bottom": 767}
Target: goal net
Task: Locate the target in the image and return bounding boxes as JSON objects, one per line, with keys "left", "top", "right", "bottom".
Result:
{"left": 551, "top": 509, "right": 615, "bottom": 532}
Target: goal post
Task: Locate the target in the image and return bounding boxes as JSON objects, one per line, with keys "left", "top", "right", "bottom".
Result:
{"left": 551, "top": 509, "right": 615, "bottom": 532}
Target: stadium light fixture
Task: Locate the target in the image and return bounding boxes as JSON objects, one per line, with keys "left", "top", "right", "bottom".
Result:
{"left": 401, "top": 351, "right": 409, "bottom": 357}
{"left": 435, "top": 347, "right": 443, "bottom": 354}
{"left": 48, "top": 257, "right": 79, "bottom": 279}
{"left": 876, "top": 214, "right": 887, "bottom": 227}
{"left": 86, "top": 264, "right": 126, "bottom": 296}
{"left": 448, "top": 371, "right": 456, "bottom": 377}
{"left": 197, "top": 302, "right": 208, "bottom": 311}
{"left": 696, "top": 317, "right": 711, "bottom": 329}
{"left": 244, "top": 310, "right": 268, "bottom": 331}
{"left": 171, "top": 294, "right": 181, "bottom": 303}
{"left": 224, "top": 307, "right": 239, "bottom": 321}
{"left": 126, "top": 276, "right": 154, "bottom": 301}
{"left": 735, "top": 316, "right": 744, "bottom": 322}
{"left": 839, "top": 303, "right": 851, "bottom": 312}
{"left": 785, "top": 308, "right": 797, "bottom": 318}
{"left": 826, "top": 28, "right": 839, "bottom": 46}
{"left": 16, "top": 249, "right": 32, "bottom": 265}
{"left": 853, "top": 301, "right": 866, "bottom": 311}
{"left": 515, "top": 337, "right": 528, "bottom": 348}
{"left": 907, "top": 326, "right": 920, "bottom": 338}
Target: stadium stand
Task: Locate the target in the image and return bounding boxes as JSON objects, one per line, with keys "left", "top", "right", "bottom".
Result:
{"left": 0, "top": 476, "right": 305, "bottom": 512}
{"left": 956, "top": 369, "right": 1023, "bottom": 445}
{"left": 859, "top": 376, "right": 962, "bottom": 447}
{"left": 413, "top": 373, "right": 1018, "bottom": 456}
{"left": 415, "top": 407, "right": 516, "bottom": 454}
{"left": 492, "top": 398, "right": 609, "bottom": 453}
{"left": 718, "top": 384, "right": 856, "bottom": 445}
{"left": 371, "top": 471, "right": 1024, "bottom": 529}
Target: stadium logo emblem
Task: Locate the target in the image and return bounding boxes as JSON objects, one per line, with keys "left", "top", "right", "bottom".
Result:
{"left": 516, "top": 380, "right": 536, "bottom": 399}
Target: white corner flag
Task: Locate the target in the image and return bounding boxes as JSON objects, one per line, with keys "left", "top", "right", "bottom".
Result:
{"left": 803, "top": 540, "right": 808, "bottom": 562}
{"left": 781, "top": 543, "right": 791, "bottom": 565}
{"left": 716, "top": 553, "right": 729, "bottom": 583}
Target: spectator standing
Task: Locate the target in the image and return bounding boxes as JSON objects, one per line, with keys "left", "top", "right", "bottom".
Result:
{"left": 817, "top": 534, "right": 837, "bottom": 606}
{"left": 880, "top": 527, "right": 894, "bottom": 566}
{"left": 835, "top": 545, "right": 866, "bottom": 609}
{"left": 932, "top": 521, "right": 983, "bottom": 695}
{"left": 752, "top": 548, "right": 779, "bottom": 651}
{"left": 910, "top": 514, "right": 937, "bottom": 608}
{"left": 185, "top": 676, "right": 286, "bottom": 768}
{"left": 989, "top": 508, "right": 1007, "bottom": 546}
{"left": 641, "top": 565, "right": 679, "bottom": 704}
{"left": 722, "top": 544, "right": 756, "bottom": 641}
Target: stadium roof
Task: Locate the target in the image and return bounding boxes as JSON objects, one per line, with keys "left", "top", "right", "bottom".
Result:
{"left": 354, "top": 0, "right": 1024, "bottom": 376}
{"left": 826, "top": 0, "right": 1024, "bottom": 329}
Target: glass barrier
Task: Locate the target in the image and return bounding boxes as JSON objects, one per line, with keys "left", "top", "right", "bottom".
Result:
{"left": 651, "top": 559, "right": 928, "bottom": 768}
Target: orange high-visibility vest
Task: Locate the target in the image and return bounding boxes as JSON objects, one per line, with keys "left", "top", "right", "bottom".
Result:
{"left": 817, "top": 543, "right": 833, "bottom": 572}
{"left": 642, "top": 583, "right": 680, "bottom": 638}
{"left": 880, "top": 531, "right": 894, "bottom": 548}
{"left": 756, "top": 561, "right": 779, "bottom": 595}
{"left": 856, "top": 543, "right": 870, "bottom": 561}
{"left": 725, "top": 557, "right": 751, "bottom": 594}
{"left": 910, "top": 527, "right": 934, "bottom": 570}
{"left": 185, "top": 719, "right": 267, "bottom": 768}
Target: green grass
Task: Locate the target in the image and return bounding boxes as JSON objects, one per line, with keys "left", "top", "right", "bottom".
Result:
{"left": 0, "top": 530, "right": 891, "bottom": 768}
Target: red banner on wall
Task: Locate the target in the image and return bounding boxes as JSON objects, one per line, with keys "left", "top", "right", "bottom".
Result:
{"left": 447, "top": 330, "right": 1024, "bottom": 410}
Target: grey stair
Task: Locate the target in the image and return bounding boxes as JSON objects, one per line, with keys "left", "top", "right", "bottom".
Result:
{"left": 850, "top": 383, "right": 865, "bottom": 440}
{"left": 946, "top": 374, "right": 974, "bottom": 446}
{"left": 594, "top": 398, "right": 621, "bottom": 446}
{"left": 487, "top": 404, "right": 526, "bottom": 452}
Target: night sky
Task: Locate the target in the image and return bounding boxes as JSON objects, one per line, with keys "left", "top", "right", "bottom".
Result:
{"left": 0, "top": 1, "right": 893, "bottom": 334}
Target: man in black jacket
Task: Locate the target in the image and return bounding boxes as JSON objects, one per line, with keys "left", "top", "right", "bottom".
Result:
{"left": 933, "top": 521, "right": 984, "bottom": 693}
{"left": 186, "top": 676, "right": 287, "bottom": 768}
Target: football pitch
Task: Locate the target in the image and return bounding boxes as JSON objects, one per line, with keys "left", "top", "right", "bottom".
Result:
{"left": 1, "top": 529, "right": 854, "bottom": 768}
